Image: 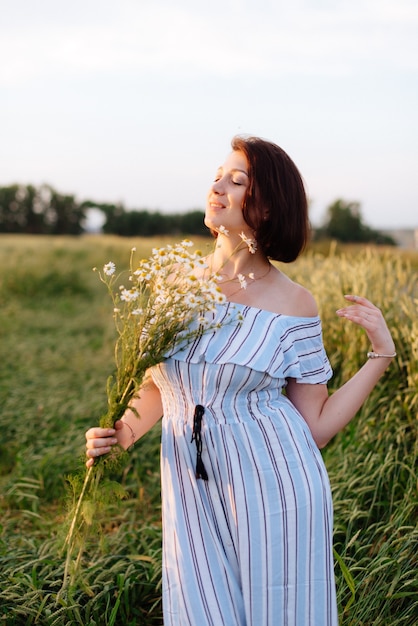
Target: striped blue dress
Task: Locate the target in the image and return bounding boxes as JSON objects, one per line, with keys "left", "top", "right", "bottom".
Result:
{"left": 151, "top": 302, "right": 338, "bottom": 625}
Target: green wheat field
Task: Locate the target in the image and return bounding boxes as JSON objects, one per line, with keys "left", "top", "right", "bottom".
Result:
{"left": 0, "top": 234, "right": 417, "bottom": 625}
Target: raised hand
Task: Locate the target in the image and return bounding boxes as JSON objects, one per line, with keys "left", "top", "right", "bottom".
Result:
{"left": 336, "top": 295, "right": 396, "bottom": 357}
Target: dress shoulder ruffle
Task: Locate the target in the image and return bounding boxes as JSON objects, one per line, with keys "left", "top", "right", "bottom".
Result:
{"left": 166, "top": 302, "right": 333, "bottom": 384}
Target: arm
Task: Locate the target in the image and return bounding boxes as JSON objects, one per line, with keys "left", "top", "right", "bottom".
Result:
{"left": 85, "top": 371, "right": 163, "bottom": 467}
{"left": 286, "top": 294, "right": 396, "bottom": 448}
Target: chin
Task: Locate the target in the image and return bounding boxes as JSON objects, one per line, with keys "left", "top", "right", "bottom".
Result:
{"left": 203, "top": 214, "right": 217, "bottom": 230}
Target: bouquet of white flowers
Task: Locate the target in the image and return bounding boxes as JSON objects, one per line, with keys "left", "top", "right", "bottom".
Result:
{"left": 61, "top": 240, "right": 238, "bottom": 591}
{"left": 95, "top": 240, "right": 229, "bottom": 435}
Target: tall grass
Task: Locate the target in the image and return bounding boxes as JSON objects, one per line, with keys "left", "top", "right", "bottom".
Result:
{"left": 285, "top": 244, "right": 417, "bottom": 623}
{"left": 0, "top": 235, "right": 416, "bottom": 624}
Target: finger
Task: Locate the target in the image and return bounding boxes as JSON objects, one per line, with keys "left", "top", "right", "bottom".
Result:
{"left": 86, "top": 445, "right": 112, "bottom": 458}
{"left": 336, "top": 307, "right": 379, "bottom": 329}
{"left": 85, "top": 427, "right": 116, "bottom": 441}
{"left": 86, "top": 437, "right": 117, "bottom": 450}
{"left": 343, "top": 294, "right": 379, "bottom": 312}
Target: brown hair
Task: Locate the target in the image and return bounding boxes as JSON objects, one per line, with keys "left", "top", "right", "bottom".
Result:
{"left": 231, "top": 135, "right": 309, "bottom": 263}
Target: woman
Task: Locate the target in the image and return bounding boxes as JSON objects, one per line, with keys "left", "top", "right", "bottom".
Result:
{"left": 86, "top": 136, "right": 396, "bottom": 625}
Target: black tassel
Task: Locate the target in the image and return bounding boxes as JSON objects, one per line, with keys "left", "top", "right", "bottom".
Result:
{"left": 191, "top": 404, "right": 209, "bottom": 481}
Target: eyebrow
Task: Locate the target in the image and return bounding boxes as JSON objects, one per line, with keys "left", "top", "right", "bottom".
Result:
{"left": 217, "top": 167, "right": 249, "bottom": 176}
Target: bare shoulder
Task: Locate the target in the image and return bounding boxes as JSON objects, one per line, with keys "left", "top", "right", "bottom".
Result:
{"left": 213, "top": 261, "right": 319, "bottom": 317}
{"left": 270, "top": 269, "right": 319, "bottom": 317}
{"left": 287, "top": 279, "right": 318, "bottom": 317}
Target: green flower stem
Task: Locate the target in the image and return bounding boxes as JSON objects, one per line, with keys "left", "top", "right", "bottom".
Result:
{"left": 61, "top": 465, "right": 94, "bottom": 591}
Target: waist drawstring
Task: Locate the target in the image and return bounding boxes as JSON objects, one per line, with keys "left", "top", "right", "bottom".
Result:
{"left": 191, "top": 404, "right": 209, "bottom": 481}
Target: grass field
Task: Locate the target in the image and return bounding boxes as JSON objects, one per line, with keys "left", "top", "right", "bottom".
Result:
{"left": 0, "top": 234, "right": 417, "bottom": 625}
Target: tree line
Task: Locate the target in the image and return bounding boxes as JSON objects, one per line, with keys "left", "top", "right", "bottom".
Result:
{"left": 313, "top": 199, "right": 396, "bottom": 245}
{"left": 0, "top": 183, "right": 395, "bottom": 244}
{"left": 0, "top": 184, "right": 208, "bottom": 237}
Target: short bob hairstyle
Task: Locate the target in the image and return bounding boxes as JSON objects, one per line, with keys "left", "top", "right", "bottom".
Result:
{"left": 230, "top": 135, "right": 309, "bottom": 263}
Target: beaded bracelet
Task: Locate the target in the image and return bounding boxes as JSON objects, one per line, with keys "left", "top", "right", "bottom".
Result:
{"left": 367, "top": 351, "right": 397, "bottom": 359}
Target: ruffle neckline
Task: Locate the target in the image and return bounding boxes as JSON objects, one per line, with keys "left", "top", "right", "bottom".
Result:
{"left": 166, "top": 302, "right": 332, "bottom": 384}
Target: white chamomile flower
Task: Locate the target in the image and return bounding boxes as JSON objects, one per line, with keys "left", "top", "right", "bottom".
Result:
{"left": 237, "top": 274, "right": 248, "bottom": 289}
{"left": 239, "top": 232, "right": 257, "bottom": 254}
{"left": 120, "top": 288, "right": 139, "bottom": 302}
{"left": 218, "top": 225, "right": 229, "bottom": 236}
{"left": 103, "top": 261, "right": 116, "bottom": 276}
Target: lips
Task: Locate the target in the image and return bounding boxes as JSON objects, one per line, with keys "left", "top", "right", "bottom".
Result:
{"left": 208, "top": 198, "right": 226, "bottom": 209}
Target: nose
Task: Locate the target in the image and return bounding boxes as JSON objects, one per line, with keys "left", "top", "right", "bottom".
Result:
{"left": 212, "top": 177, "right": 224, "bottom": 195}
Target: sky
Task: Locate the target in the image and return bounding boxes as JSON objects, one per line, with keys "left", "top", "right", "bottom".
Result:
{"left": 1, "top": 0, "right": 418, "bottom": 229}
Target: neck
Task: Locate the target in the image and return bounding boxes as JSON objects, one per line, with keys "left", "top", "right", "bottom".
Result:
{"left": 210, "top": 233, "right": 270, "bottom": 280}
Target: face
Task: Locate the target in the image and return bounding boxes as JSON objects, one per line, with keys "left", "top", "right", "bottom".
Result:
{"left": 205, "top": 150, "right": 251, "bottom": 235}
